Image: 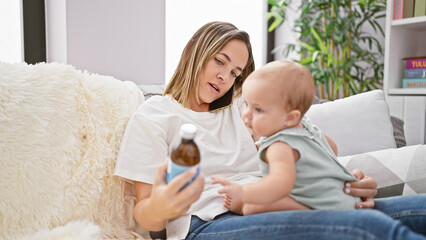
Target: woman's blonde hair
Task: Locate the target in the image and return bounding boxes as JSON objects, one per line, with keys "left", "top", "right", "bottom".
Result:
{"left": 164, "top": 21, "right": 255, "bottom": 110}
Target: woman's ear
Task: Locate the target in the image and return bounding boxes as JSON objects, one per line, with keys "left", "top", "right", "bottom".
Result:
{"left": 285, "top": 110, "right": 301, "bottom": 127}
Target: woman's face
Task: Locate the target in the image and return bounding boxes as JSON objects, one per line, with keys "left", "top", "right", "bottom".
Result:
{"left": 191, "top": 39, "right": 249, "bottom": 112}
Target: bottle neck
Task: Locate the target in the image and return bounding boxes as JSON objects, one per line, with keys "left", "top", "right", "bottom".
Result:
{"left": 181, "top": 138, "right": 194, "bottom": 144}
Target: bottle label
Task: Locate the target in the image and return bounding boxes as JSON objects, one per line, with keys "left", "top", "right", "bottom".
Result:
{"left": 166, "top": 160, "right": 200, "bottom": 189}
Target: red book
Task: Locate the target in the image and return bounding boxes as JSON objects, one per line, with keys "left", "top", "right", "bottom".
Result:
{"left": 393, "top": 0, "right": 404, "bottom": 19}
{"left": 406, "top": 57, "right": 426, "bottom": 69}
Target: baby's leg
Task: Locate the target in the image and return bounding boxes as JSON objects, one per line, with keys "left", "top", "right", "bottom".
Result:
{"left": 224, "top": 195, "right": 244, "bottom": 215}
{"left": 242, "top": 197, "right": 311, "bottom": 215}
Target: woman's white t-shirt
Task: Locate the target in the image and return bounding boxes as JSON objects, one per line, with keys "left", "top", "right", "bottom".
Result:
{"left": 114, "top": 95, "right": 262, "bottom": 239}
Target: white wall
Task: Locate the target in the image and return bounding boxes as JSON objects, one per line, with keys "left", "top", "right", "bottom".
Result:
{"left": 45, "top": 0, "right": 165, "bottom": 85}
{"left": 272, "top": 1, "right": 300, "bottom": 61}
{"left": 45, "top": 0, "right": 67, "bottom": 64}
{"left": 0, "top": 0, "right": 24, "bottom": 63}
{"left": 45, "top": 0, "right": 267, "bottom": 84}
{"left": 165, "top": 0, "right": 267, "bottom": 83}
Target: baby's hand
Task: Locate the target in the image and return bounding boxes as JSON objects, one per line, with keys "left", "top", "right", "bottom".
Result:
{"left": 211, "top": 177, "right": 243, "bottom": 202}
{"left": 211, "top": 176, "right": 245, "bottom": 211}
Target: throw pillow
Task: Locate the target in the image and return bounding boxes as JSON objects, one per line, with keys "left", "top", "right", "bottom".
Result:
{"left": 306, "top": 90, "right": 397, "bottom": 156}
{"left": 338, "top": 144, "right": 426, "bottom": 198}
{"left": 0, "top": 62, "right": 144, "bottom": 239}
{"left": 390, "top": 116, "right": 407, "bottom": 148}
{"left": 313, "top": 96, "right": 407, "bottom": 149}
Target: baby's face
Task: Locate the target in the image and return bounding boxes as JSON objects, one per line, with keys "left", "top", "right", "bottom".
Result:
{"left": 241, "top": 78, "right": 290, "bottom": 138}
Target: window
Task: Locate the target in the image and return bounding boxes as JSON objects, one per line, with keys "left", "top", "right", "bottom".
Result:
{"left": 0, "top": 0, "right": 24, "bottom": 63}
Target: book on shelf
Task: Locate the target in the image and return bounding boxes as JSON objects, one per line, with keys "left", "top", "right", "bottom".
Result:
{"left": 414, "top": 0, "right": 426, "bottom": 17}
{"left": 403, "top": 0, "right": 415, "bottom": 18}
{"left": 405, "top": 68, "right": 426, "bottom": 78}
{"left": 403, "top": 78, "right": 426, "bottom": 88}
{"left": 404, "top": 57, "right": 426, "bottom": 69}
{"left": 393, "top": 0, "right": 403, "bottom": 19}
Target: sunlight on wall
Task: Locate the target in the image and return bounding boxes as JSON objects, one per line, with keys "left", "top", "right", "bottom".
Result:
{"left": 0, "top": 0, "right": 24, "bottom": 63}
{"left": 165, "top": 0, "right": 266, "bottom": 83}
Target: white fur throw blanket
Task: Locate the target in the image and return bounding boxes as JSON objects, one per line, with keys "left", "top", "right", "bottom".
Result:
{"left": 0, "top": 62, "right": 145, "bottom": 239}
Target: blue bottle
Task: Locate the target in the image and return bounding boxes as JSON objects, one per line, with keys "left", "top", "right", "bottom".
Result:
{"left": 167, "top": 123, "right": 200, "bottom": 188}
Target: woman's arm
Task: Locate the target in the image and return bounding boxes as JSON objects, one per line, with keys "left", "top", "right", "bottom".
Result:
{"left": 133, "top": 163, "right": 204, "bottom": 231}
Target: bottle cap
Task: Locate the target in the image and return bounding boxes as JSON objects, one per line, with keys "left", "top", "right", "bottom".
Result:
{"left": 180, "top": 123, "right": 197, "bottom": 139}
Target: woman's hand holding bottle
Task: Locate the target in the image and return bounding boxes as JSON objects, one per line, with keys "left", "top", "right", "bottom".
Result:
{"left": 134, "top": 162, "right": 204, "bottom": 231}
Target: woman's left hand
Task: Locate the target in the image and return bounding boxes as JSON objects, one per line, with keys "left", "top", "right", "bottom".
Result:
{"left": 345, "top": 168, "right": 378, "bottom": 209}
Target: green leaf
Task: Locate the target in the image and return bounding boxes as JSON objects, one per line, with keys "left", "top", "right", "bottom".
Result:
{"left": 267, "top": 0, "right": 385, "bottom": 98}
{"left": 359, "top": 0, "right": 367, "bottom": 6}
{"left": 310, "top": 28, "right": 325, "bottom": 52}
{"left": 299, "top": 41, "right": 315, "bottom": 52}
{"left": 312, "top": 51, "right": 319, "bottom": 62}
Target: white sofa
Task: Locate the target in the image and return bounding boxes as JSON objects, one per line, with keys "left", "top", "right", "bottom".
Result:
{"left": 1, "top": 62, "right": 425, "bottom": 240}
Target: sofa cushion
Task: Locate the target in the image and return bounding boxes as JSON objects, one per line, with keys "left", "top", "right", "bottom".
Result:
{"left": 313, "top": 96, "right": 406, "bottom": 149}
{"left": 138, "top": 84, "right": 165, "bottom": 100}
{"left": 306, "top": 90, "right": 397, "bottom": 156}
{"left": 338, "top": 144, "right": 426, "bottom": 198}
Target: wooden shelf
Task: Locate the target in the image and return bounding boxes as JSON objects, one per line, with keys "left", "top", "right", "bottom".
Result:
{"left": 388, "top": 88, "right": 426, "bottom": 96}
{"left": 385, "top": 2, "right": 426, "bottom": 97}
{"left": 384, "top": 0, "right": 426, "bottom": 144}
{"left": 391, "top": 16, "right": 426, "bottom": 29}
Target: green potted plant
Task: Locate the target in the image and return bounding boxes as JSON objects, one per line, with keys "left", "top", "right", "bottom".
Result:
{"left": 268, "top": 0, "right": 386, "bottom": 100}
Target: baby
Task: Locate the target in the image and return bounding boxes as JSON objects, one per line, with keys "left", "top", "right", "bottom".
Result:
{"left": 212, "top": 60, "right": 360, "bottom": 214}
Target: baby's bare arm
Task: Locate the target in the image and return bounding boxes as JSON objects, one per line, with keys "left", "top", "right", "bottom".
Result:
{"left": 212, "top": 142, "right": 297, "bottom": 210}
{"left": 240, "top": 142, "right": 297, "bottom": 204}
{"left": 324, "top": 134, "right": 338, "bottom": 156}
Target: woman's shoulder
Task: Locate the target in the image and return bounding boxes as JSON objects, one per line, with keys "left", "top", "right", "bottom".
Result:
{"left": 138, "top": 95, "right": 176, "bottom": 112}
{"left": 130, "top": 95, "right": 181, "bottom": 129}
{"left": 143, "top": 94, "right": 170, "bottom": 104}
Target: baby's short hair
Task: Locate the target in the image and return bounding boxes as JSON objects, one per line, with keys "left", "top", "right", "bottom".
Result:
{"left": 247, "top": 60, "right": 315, "bottom": 117}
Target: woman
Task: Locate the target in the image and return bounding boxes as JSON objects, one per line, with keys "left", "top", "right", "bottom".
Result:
{"left": 114, "top": 21, "right": 426, "bottom": 239}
